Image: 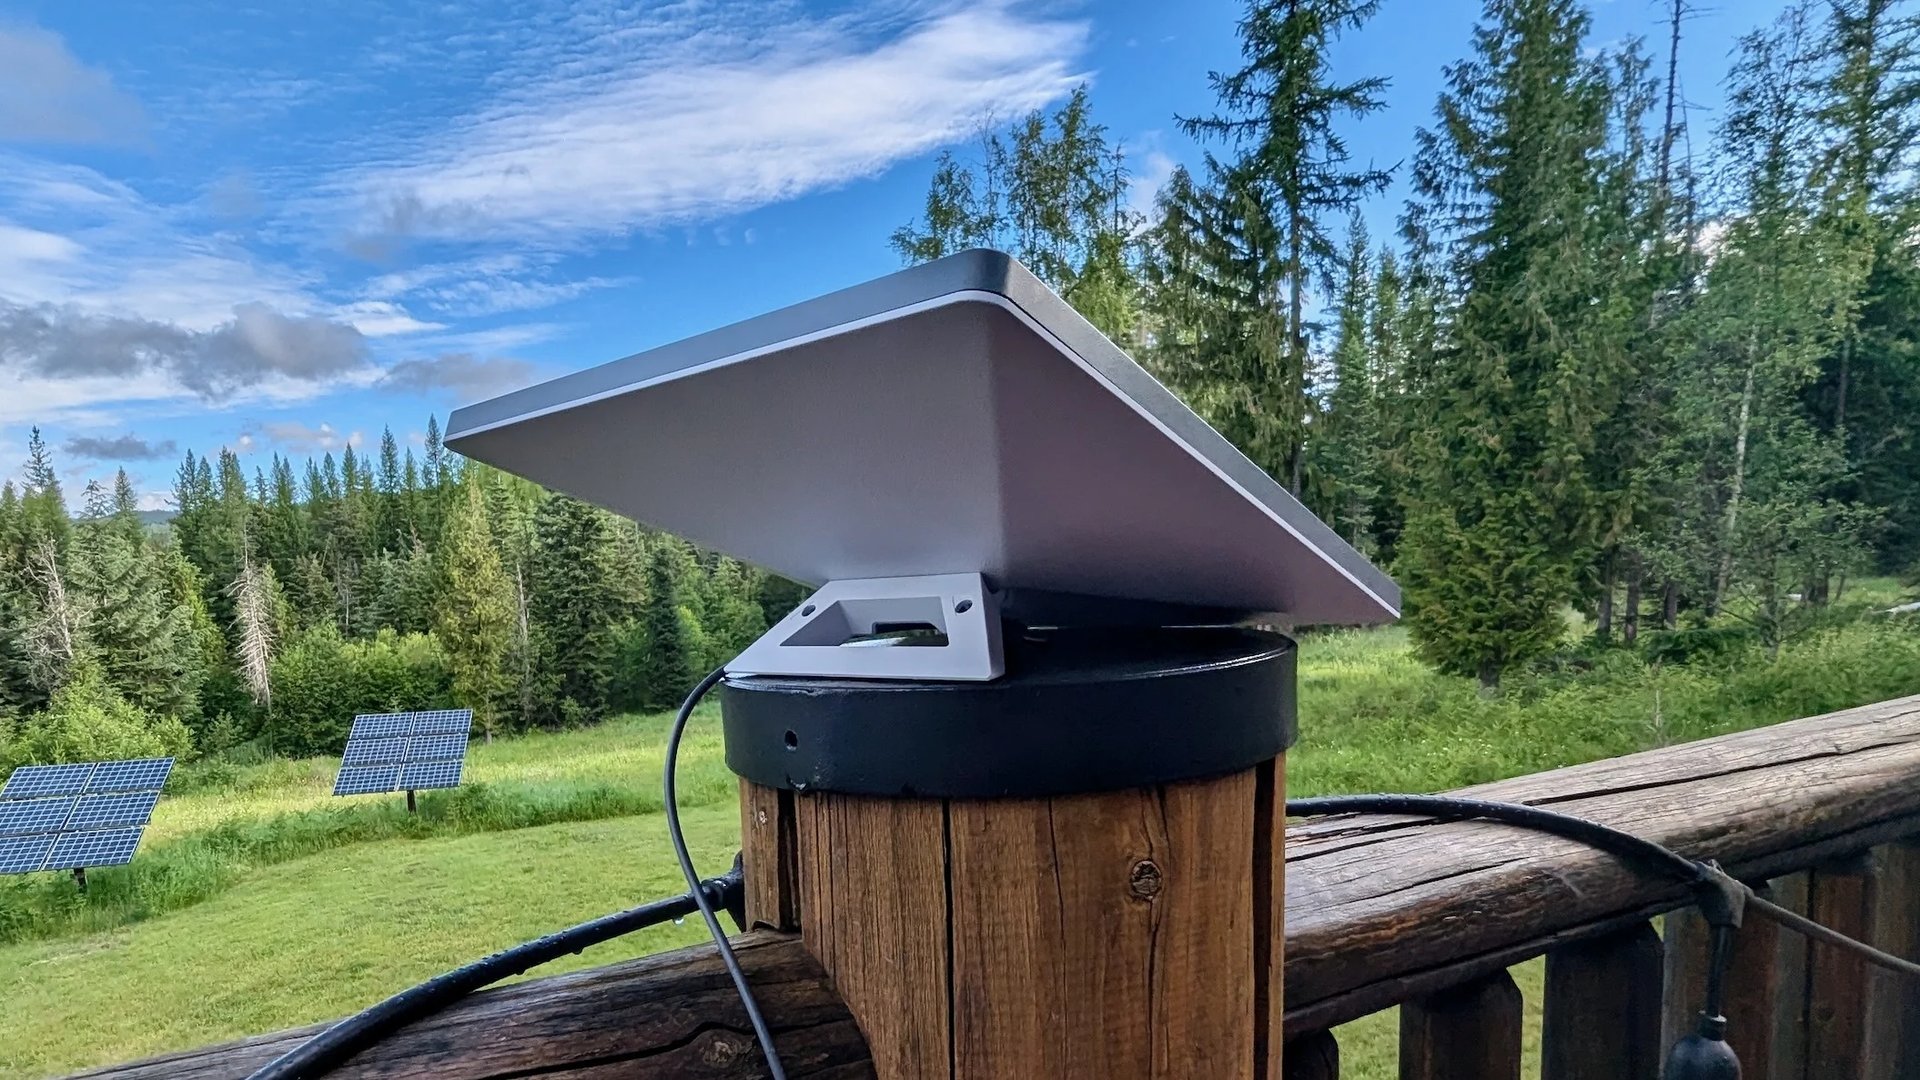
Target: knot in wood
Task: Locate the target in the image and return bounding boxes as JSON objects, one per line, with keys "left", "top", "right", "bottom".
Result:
{"left": 1129, "top": 858, "right": 1163, "bottom": 900}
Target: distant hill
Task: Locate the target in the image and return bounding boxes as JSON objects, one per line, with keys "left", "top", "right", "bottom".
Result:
{"left": 138, "top": 509, "right": 176, "bottom": 527}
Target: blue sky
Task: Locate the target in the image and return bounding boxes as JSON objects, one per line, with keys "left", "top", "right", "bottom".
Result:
{"left": 0, "top": 0, "right": 1787, "bottom": 508}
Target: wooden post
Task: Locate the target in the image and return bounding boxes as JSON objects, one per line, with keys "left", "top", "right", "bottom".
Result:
{"left": 741, "top": 756, "right": 1286, "bottom": 1080}
{"left": 1400, "top": 970, "right": 1525, "bottom": 1080}
{"left": 1543, "top": 922, "right": 1664, "bottom": 1080}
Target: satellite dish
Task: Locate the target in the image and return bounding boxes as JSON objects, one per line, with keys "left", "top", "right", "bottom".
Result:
{"left": 447, "top": 249, "right": 1397, "bottom": 681}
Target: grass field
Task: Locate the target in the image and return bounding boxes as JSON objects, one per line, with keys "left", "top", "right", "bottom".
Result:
{"left": 3, "top": 605, "right": 1918, "bottom": 1079}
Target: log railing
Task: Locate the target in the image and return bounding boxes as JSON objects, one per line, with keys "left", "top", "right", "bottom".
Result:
{"left": 1282, "top": 692, "right": 1920, "bottom": 1079}
{"left": 76, "top": 694, "right": 1920, "bottom": 1080}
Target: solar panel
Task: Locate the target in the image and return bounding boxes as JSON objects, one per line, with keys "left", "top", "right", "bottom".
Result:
{"left": 45, "top": 827, "right": 144, "bottom": 870}
{"left": 399, "top": 760, "right": 463, "bottom": 791}
{"left": 333, "top": 764, "right": 402, "bottom": 796}
{"left": 408, "top": 709, "right": 474, "bottom": 735}
{"left": 0, "top": 756, "right": 172, "bottom": 877}
{"left": 342, "top": 737, "right": 410, "bottom": 766}
{"left": 86, "top": 758, "right": 175, "bottom": 793}
{"left": 0, "top": 834, "right": 53, "bottom": 874}
{"left": 68, "top": 791, "right": 161, "bottom": 831}
{"left": 332, "top": 709, "right": 476, "bottom": 799}
{"left": 1, "top": 763, "right": 94, "bottom": 800}
{"left": 0, "top": 797, "right": 75, "bottom": 837}
{"left": 407, "top": 733, "right": 469, "bottom": 761}
{"left": 350, "top": 713, "right": 415, "bottom": 739}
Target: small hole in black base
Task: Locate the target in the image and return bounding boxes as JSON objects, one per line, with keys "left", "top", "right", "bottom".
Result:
{"left": 783, "top": 730, "right": 799, "bottom": 750}
{"left": 800, "top": 604, "right": 816, "bottom": 617}
{"left": 955, "top": 598, "right": 973, "bottom": 614}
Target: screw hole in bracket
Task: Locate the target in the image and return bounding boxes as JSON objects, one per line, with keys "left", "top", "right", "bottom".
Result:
{"left": 954, "top": 599, "right": 973, "bottom": 614}
{"left": 783, "top": 730, "right": 799, "bottom": 750}
{"left": 800, "top": 604, "right": 816, "bottom": 617}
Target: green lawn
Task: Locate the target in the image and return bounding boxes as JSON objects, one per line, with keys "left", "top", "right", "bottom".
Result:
{"left": 2, "top": 606, "right": 1917, "bottom": 1078}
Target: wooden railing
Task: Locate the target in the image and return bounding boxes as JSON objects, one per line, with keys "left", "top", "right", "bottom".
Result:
{"left": 1281, "top": 692, "right": 1920, "bottom": 1080}
{"left": 78, "top": 693, "right": 1920, "bottom": 1080}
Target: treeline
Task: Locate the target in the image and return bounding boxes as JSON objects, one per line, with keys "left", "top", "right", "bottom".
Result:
{"left": 892, "top": 0, "right": 1920, "bottom": 686}
{"left": 0, "top": 421, "right": 796, "bottom": 766}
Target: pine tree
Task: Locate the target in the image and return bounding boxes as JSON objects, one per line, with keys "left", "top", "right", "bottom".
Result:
{"left": 633, "top": 537, "right": 702, "bottom": 710}
{"left": 1396, "top": 0, "right": 1621, "bottom": 688}
{"left": 1179, "top": 0, "right": 1392, "bottom": 493}
{"left": 436, "top": 481, "right": 513, "bottom": 740}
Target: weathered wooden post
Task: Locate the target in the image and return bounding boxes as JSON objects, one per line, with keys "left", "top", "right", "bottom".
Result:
{"left": 447, "top": 249, "right": 1400, "bottom": 1080}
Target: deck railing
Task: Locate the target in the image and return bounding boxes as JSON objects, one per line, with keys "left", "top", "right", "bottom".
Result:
{"left": 78, "top": 693, "right": 1920, "bottom": 1080}
{"left": 1281, "top": 693, "right": 1920, "bottom": 1080}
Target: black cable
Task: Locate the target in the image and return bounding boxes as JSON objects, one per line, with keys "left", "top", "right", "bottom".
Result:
{"left": 245, "top": 870, "right": 741, "bottom": 1080}
{"left": 1286, "top": 793, "right": 1920, "bottom": 980}
{"left": 664, "top": 666, "right": 788, "bottom": 1080}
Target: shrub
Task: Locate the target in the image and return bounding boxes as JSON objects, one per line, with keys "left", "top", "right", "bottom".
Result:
{"left": 5, "top": 664, "right": 192, "bottom": 770}
{"left": 263, "top": 626, "right": 452, "bottom": 756}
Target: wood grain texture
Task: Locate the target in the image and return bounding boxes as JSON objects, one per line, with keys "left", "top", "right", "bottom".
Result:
{"left": 1765, "top": 873, "right": 1811, "bottom": 1080}
{"left": 1865, "top": 841, "right": 1920, "bottom": 1080}
{"left": 1806, "top": 853, "right": 1877, "bottom": 1079}
{"left": 1398, "top": 971, "right": 1524, "bottom": 1080}
{"left": 741, "top": 780, "right": 801, "bottom": 931}
{"left": 796, "top": 793, "right": 950, "bottom": 1080}
{"left": 1280, "top": 1030, "right": 1338, "bottom": 1080}
{"left": 946, "top": 769, "right": 1258, "bottom": 1080}
{"left": 72, "top": 933, "right": 872, "bottom": 1080}
{"left": 1254, "top": 757, "right": 1286, "bottom": 1080}
{"left": 1284, "top": 694, "right": 1920, "bottom": 1034}
{"left": 1541, "top": 922, "right": 1663, "bottom": 1080}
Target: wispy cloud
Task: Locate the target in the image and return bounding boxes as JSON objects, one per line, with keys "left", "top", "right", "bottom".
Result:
{"left": 0, "top": 25, "right": 148, "bottom": 147}
{"left": 334, "top": 1, "right": 1089, "bottom": 245}
{"left": 380, "top": 352, "right": 537, "bottom": 399}
{"left": 63, "top": 433, "right": 178, "bottom": 460}
{"left": 255, "top": 420, "right": 363, "bottom": 454}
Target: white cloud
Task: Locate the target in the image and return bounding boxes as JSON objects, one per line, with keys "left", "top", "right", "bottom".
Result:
{"left": 334, "top": 1, "right": 1089, "bottom": 244}
{"left": 0, "top": 25, "right": 148, "bottom": 147}
{"left": 335, "top": 300, "right": 447, "bottom": 336}
{"left": 380, "top": 352, "right": 537, "bottom": 399}
{"left": 1126, "top": 149, "right": 1176, "bottom": 225}
{"left": 256, "top": 420, "right": 363, "bottom": 454}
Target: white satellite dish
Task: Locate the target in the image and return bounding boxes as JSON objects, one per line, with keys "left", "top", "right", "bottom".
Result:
{"left": 447, "top": 249, "right": 1397, "bottom": 681}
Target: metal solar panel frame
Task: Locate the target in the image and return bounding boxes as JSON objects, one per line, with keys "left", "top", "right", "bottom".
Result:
{"left": 1, "top": 763, "right": 95, "bottom": 800}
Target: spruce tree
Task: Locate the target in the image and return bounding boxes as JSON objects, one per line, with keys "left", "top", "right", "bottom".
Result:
{"left": 634, "top": 537, "right": 702, "bottom": 710}
{"left": 1309, "top": 210, "right": 1379, "bottom": 550}
{"left": 1396, "top": 0, "right": 1620, "bottom": 688}
{"left": 1179, "top": 0, "right": 1392, "bottom": 493}
{"left": 529, "top": 494, "right": 623, "bottom": 721}
{"left": 436, "top": 481, "right": 513, "bottom": 740}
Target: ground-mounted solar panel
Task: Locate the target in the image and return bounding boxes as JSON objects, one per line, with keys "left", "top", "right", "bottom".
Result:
{"left": 342, "top": 737, "right": 411, "bottom": 767}
{"left": 333, "top": 764, "right": 403, "bottom": 796}
{"left": 350, "top": 713, "right": 415, "bottom": 739}
{"left": 399, "top": 760, "right": 463, "bottom": 791}
{"left": 408, "top": 709, "right": 475, "bottom": 735}
{"left": 45, "top": 827, "right": 144, "bottom": 870}
{"left": 0, "top": 756, "right": 171, "bottom": 879}
{"left": 408, "top": 733, "right": 469, "bottom": 762}
{"left": 0, "top": 834, "right": 54, "bottom": 874}
{"left": 0, "top": 797, "right": 75, "bottom": 838}
{"left": 67, "top": 791, "right": 161, "bottom": 831}
{"left": 0, "top": 763, "right": 95, "bottom": 800}
{"left": 87, "top": 758, "right": 175, "bottom": 793}
{"left": 332, "top": 709, "right": 475, "bottom": 802}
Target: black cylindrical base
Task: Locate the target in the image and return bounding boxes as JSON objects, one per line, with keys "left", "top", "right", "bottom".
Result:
{"left": 721, "top": 626, "right": 1296, "bottom": 798}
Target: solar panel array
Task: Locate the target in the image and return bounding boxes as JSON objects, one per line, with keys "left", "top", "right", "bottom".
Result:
{"left": 332, "top": 709, "right": 473, "bottom": 797}
{"left": 0, "top": 758, "right": 174, "bottom": 874}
